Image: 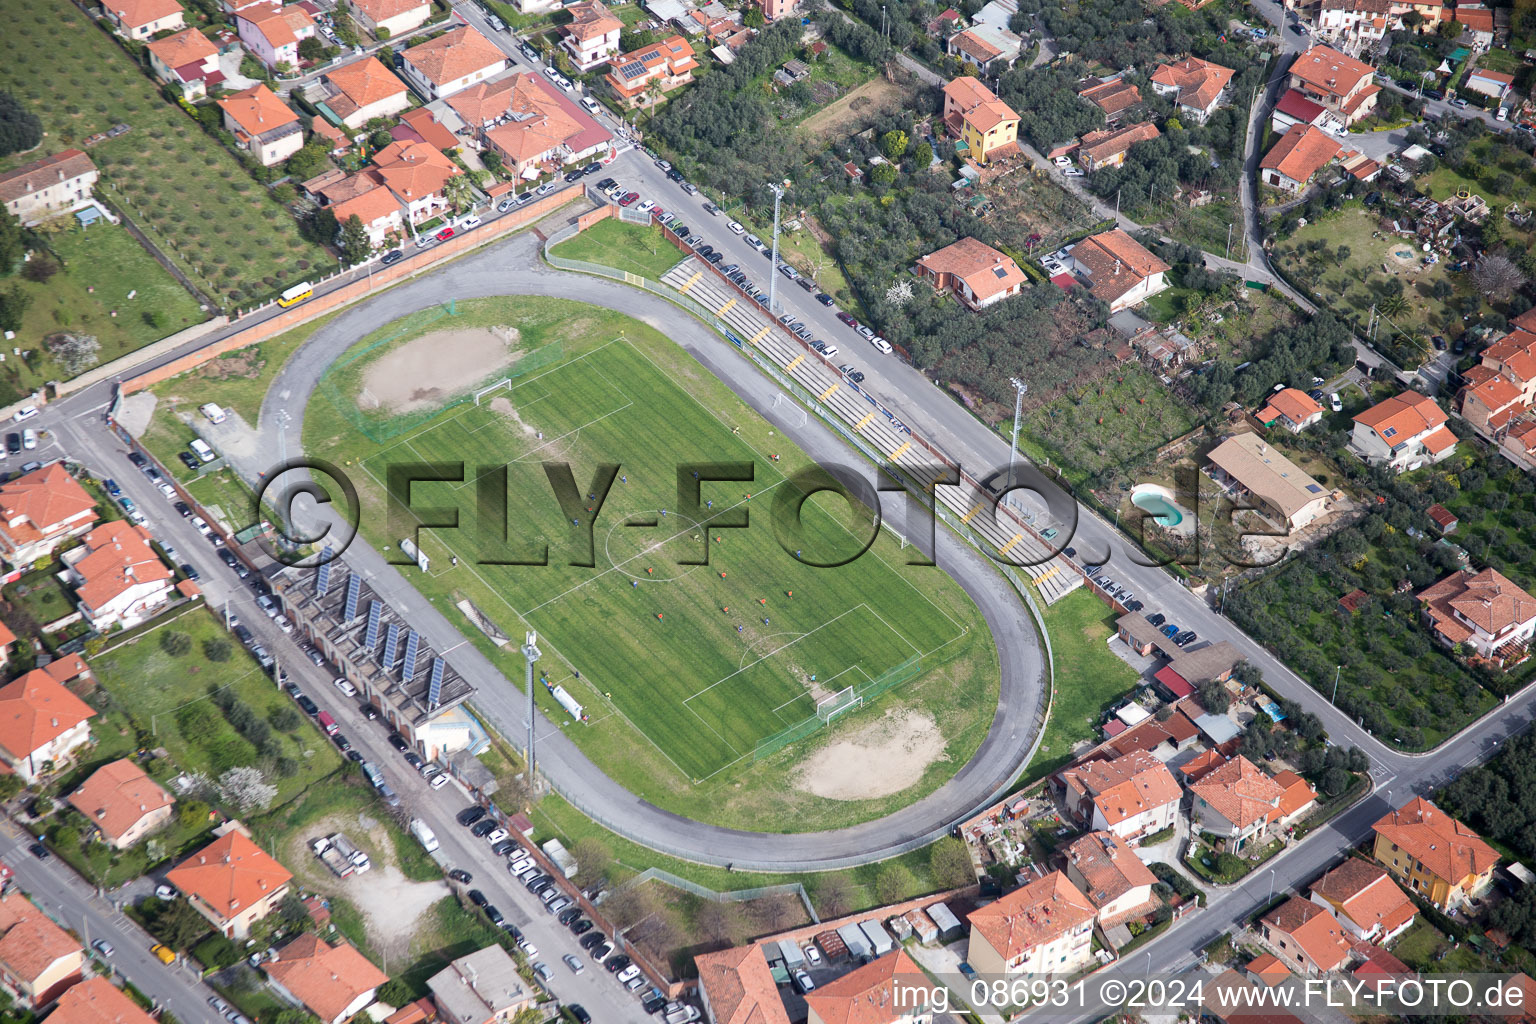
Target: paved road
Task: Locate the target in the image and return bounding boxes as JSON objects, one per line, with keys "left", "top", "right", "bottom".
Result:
{"left": 0, "top": 818, "right": 223, "bottom": 1024}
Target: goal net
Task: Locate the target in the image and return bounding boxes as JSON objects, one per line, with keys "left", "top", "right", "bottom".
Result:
{"left": 816, "top": 686, "right": 863, "bottom": 723}
{"left": 772, "top": 391, "right": 808, "bottom": 428}
{"left": 474, "top": 378, "right": 513, "bottom": 405}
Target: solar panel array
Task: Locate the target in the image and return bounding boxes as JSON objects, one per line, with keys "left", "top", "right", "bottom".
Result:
{"left": 619, "top": 61, "right": 648, "bottom": 80}
{"left": 427, "top": 657, "right": 446, "bottom": 710}
{"left": 383, "top": 622, "right": 402, "bottom": 670}
{"left": 343, "top": 574, "right": 362, "bottom": 622}
{"left": 316, "top": 548, "right": 334, "bottom": 596}
{"left": 402, "top": 630, "right": 421, "bottom": 682}
{"left": 364, "top": 600, "right": 383, "bottom": 651}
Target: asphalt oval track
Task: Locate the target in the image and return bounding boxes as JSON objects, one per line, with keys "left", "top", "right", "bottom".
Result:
{"left": 263, "top": 231, "right": 1047, "bottom": 870}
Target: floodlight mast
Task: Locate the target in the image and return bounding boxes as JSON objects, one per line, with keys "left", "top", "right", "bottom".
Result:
{"left": 522, "top": 631, "right": 541, "bottom": 779}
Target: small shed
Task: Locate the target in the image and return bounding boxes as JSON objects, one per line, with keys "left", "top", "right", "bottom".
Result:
{"left": 778, "top": 938, "right": 805, "bottom": 968}
{"left": 541, "top": 838, "right": 578, "bottom": 877}
{"left": 836, "top": 922, "right": 873, "bottom": 959}
{"left": 927, "top": 901, "right": 963, "bottom": 939}
{"left": 859, "top": 919, "right": 895, "bottom": 955}
{"left": 887, "top": 915, "right": 913, "bottom": 941}
{"left": 1427, "top": 503, "right": 1459, "bottom": 533}
{"left": 904, "top": 908, "right": 939, "bottom": 943}
{"left": 815, "top": 930, "right": 848, "bottom": 960}
{"left": 1115, "top": 703, "right": 1151, "bottom": 728}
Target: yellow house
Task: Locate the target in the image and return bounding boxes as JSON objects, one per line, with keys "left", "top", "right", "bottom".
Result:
{"left": 1371, "top": 797, "right": 1499, "bottom": 908}
{"left": 966, "top": 871, "right": 1097, "bottom": 977}
{"left": 942, "top": 77, "right": 1020, "bottom": 164}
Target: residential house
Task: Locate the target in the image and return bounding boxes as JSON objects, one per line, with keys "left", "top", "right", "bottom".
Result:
{"left": 966, "top": 871, "right": 1097, "bottom": 977}
{"left": 1395, "top": 0, "right": 1454, "bottom": 26}
{"left": 324, "top": 138, "right": 460, "bottom": 247}
{"left": 0, "top": 890, "right": 84, "bottom": 1009}
{"left": 1062, "top": 831, "right": 1160, "bottom": 927}
{"left": 1260, "top": 124, "right": 1342, "bottom": 192}
{"left": 1077, "top": 121, "right": 1160, "bottom": 172}
{"left": 1067, "top": 228, "right": 1171, "bottom": 312}
{"left": 318, "top": 57, "right": 411, "bottom": 129}
{"left": 1458, "top": 323, "right": 1536, "bottom": 440}
{"left": 1465, "top": 68, "right": 1513, "bottom": 102}
{"left": 399, "top": 25, "right": 510, "bottom": 100}
{"left": 1287, "top": 45, "right": 1380, "bottom": 125}
{"left": 915, "top": 238, "right": 1026, "bottom": 311}
{"left": 46, "top": 977, "right": 158, "bottom": 1024}
{"left": 0, "top": 151, "right": 100, "bottom": 227}
{"left": 1269, "top": 771, "right": 1318, "bottom": 829}
{"left": 1417, "top": 566, "right": 1536, "bottom": 664}
{"left": 1189, "top": 755, "right": 1284, "bottom": 850}
{"left": 67, "top": 758, "right": 175, "bottom": 850}
{"left": 264, "top": 934, "right": 387, "bottom": 1024}
{"left": 236, "top": 4, "right": 316, "bottom": 70}
{"left": 1315, "top": 0, "right": 1392, "bottom": 53}
{"left": 696, "top": 946, "right": 792, "bottom": 1024}
{"left": 101, "top": 0, "right": 185, "bottom": 38}
{"left": 759, "top": 0, "right": 796, "bottom": 20}
{"left": 451, "top": 73, "right": 611, "bottom": 179}
{"left": 219, "top": 84, "right": 304, "bottom": 166}
{"left": 941, "top": 77, "right": 1020, "bottom": 164}
{"left": 1271, "top": 89, "right": 1347, "bottom": 137}
{"left": 1371, "top": 796, "right": 1499, "bottom": 907}
{"left": 1150, "top": 57, "right": 1234, "bottom": 123}
{"left": 1205, "top": 433, "right": 1329, "bottom": 532}
{"left": 606, "top": 35, "right": 699, "bottom": 107}
{"left": 1055, "top": 749, "right": 1181, "bottom": 841}
{"left": 167, "top": 826, "right": 294, "bottom": 938}
{"left": 947, "top": 23, "right": 1021, "bottom": 71}
{"left": 145, "top": 28, "right": 224, "bottom": 99}
{"left": 0, "top": 662, "right": 97, "bottom": 783}
{"left": 1078, "top": 76, "right": 1143, "bottom": 119}
{"left": 62, "top": 520, "right": 178, "bottom": 630}
{"left": 350, "top": 0, "right": 432, "bottom": 37}
{"left": 428, "top": 944, "right": 536, "bottom": 1024}
{"left": 1427, "top": 503, "right": 1458, "bottom": 533}
{"left": 1349, "top": 391, "right": 1457, "bottom": 471}
{"left": 1258, "top": 897, "right": 1354, "bottom": 974}
{"left": 1456, "top": 5, "right": 1495, "bottom": 50}
{"left": 1308, "top": 859, "right": 1417, "bottom": 942}
{"left": 561, "top": 1, "right": 623, "bottom": 70}
{"left": 805, "top": 951, "right": 933, "bottom": 1024}
{"left": 1256, "top": 388, "right": 1324, "bottom": 433}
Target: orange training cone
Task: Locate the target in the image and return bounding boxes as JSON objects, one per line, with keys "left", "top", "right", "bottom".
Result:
{"left": 656, "top": 612, "right": 664, "bottom": 620}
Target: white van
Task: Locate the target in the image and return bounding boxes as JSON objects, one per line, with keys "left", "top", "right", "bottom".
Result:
{"left": 189, "top": 439, "right": 216, "bottom": 463}
{"left": 200, "top": 403, "right": 227, "bottom": 424}
{"left": 409, "top": 818, "right": 439, "bottom": 853}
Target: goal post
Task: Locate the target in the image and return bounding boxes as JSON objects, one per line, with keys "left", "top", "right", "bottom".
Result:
{"left": 474, "top": 378, "right": 513, "bottom": 405}
{"left": 816, "top": 685, "right": 863, "bottom": 723}
{"left": 771, "top": 391, "right": 807, "bottom": 428}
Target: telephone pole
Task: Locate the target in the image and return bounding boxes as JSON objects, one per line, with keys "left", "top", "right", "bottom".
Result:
{"left": 521, "top": 631, "right": 541, "bottom": 780}
{"left": 767, "top": 183, "right": 784, "bottom": 314}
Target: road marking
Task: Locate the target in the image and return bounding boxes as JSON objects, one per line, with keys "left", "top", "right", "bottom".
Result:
{"left": 888, "top": 440, "right": 912, "bottom": 461}
{"left": 855, "top": 412, "right": 875, "bottom": 430}
{"left": 677, "top": 271, "right": 703, "bottom": 295}
{"left": 819, "top": 383, "right": 839, "bottom": 400}
{"left": 786, "top": 354, "right": 805, "bottom": 372}
{"left": 961, "top": 503, "right": 982, "bottom": 524}
{"left": 999, "top": 533, "right": 1023, "bottom": 557}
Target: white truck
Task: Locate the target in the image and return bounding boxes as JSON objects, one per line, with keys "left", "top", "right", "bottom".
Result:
{"left": 409, "top": 818, "right": 439, "bottom": 853}
{"left": 328, "top": 832, "right": 370, "bottom": 873}
{"left": 312, "top": 836, "right": 356, "bottom": 878}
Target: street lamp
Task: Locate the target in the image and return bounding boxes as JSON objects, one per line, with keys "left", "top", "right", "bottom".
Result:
{"left": 1006, "top": 377, "right": 1027, "bottom": 494}
{"left": 766, "top": 183, "right": 785, "bottom": 315}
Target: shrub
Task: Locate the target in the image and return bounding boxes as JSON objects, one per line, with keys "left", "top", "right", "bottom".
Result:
{"left": 159, "top": 630, "right": 192, "bottom": 656}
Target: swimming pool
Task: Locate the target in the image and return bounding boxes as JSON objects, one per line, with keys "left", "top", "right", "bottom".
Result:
{"left": 1131, "top": 488, "right": 1185, "bottom": 527}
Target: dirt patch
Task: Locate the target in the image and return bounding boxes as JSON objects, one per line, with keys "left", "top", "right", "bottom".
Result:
{"left": 198, "top": 350, "right": 264, "bottom": 382}
{"left": 801, "top": 78, "right": 906, "bottom": 139}
{"left": 359, "top": 326, "right": 521, "bottom": 415}
{"left": 791, "top": 708, "right": 947, "bottom": 800}
{"left": 284, "top": 812, "right": 449, "bottom": 958}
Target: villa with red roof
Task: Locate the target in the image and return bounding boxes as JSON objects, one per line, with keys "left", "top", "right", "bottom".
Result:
{"left": 167, "top": 826, "right": 293, "bottom": 937}
{"left": 967, "top": 871, "right": 1097, "bottom": 976}
{"left": 101, "top": 0, "right": 185, "bottom": 38}
{"left": 1066, "top": 229, "right": 1170, "bottom": 311}
{"left": 452, "top": 73, "right": 612, "bottom": 180}
{"left": 0, "top": 889, "right": 84, "bottom": 1009}
{"left": 1271, "top": 89, "right": 1343, "bottom": 136}
{"left": 318, "top": 57, "right": 410, "bottom": 129}
{"left": 49, "top": 976, "right": 159, "bottom": 1024}
{"left": 1258, "top": 896, "right": 1353, "bottom": 974}
{"left": 1078, "top": 77, "right": 1143, "bottom": 119}
{"left": 350, "top": 0, "right": 431, "bottom": 37}
{"left": 68, "top": 758, "right": 176, "bottom": 849}
{"left": 1063, "top": 831, "right": 1160, "bottom": 927}
{"left": 560, "top": 1, "right": 623, "bottom": 70}
{"left": 605, "top": 35, "right": 698, "bottom": 107}
{"left": 1309, "top": 859, "right": 1417, "bottom": 943}
{"left": 942, "top": 77, "right": 1020, "bottom": 164}
{"left": 219, "top": 84, "right": 304, "bottom": 166}
{"left": 1189, "top": 755, "right": 1285, "bottom": 850}
{"left": 0, "top": 662, "right": 97, "bottom": 782}
{"left": 145, "top": 28, "right": 223, "bottom": 99}
{"left": 399, "top": 25, "right": 509, "bottom": 100}
{"left": 237, "top": 3, "right": 316, "bottom": 70}
{"left": 323, "top": 138, "right": 461, "bottom": 247}
{"left": 805, "top": 950, "right": 933, "bottom": 1024}
{"left": 1261, "top": 124, "right": 1342, "bottom": 192}
{"left": 1372, "top": 797, "right": 1499, "bottom": 907}
{"left": 1287, "top": 45, "right": 1380, "bottom": 125}
{"left": 1349, "top": 390, "right": 1456, "bottom": 472}
{"left": 0, "top": 463, "right": 98, "bottom": 566}
{"left": 1256, "top": 388, "right": 1323, "bottom": 433}
{"left": 63, "top": 520, "right": 179, "bottom": 630}
{"left": 1055, "top": 749, "right": 1181, "bottom": 842}
{"left": 1150, "top": 57, "right": 1234, "bottom": 123}
{"left": 696, "top": 945, "right": 792, "bottom": 1024}
{"left": 1077, "top": 121, "right": 1161, "bottom": 172}
{"left": 1417, "top": 566, "right": 1536, "bottom": 665}
{"left": 263, "top": 934, "right": 387, "bottom": 1024}
{"left": 915, "top": 238, "right": 1026, "bottom": 311}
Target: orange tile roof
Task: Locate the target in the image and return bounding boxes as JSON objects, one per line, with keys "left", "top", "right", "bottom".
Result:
{"left": 264, "top": 934, "right": 387, "bottom": 1023}
{"left": 563, "top": 0, "right": 622, "bottom": 41}
{"left": 1464, "top": 373, "right": 1524, "bottom": 416}
{"left": 475, "top": 74, "right": 593, "bottom": 163}
{"left": 1064, "top": 831, "right": 1159, "bottom": 909}
{"left": 0, "top": 463, "right": 97, "bottom": 543}
{"left": 1482, "top": 328, "right": 1536, "bottom": 382}
{"left": 331, "top": 183, "right": 402, "bottom": 227}
{"left": 1268, "top": 770, "right": 1317, "bottom": 822}
{"left": 242, "top": 5, "right": 312, "bottom": 49}
{"left": 943, "top": 76, "right": 1019, "bottom": 133}
{"left": 46, "top": 976, "right": 157, "bottom": 1024}
{"left": 1257, "top": 387, "right": 1322, "bottom": 427}
{"left": 1457, "top": 6, "right": 1494, "bottom": 31}
{"left": 218, "top": 84, "right": 300, "bottom": 139}
{"left": 695, "top": 946, "right": 791, "bottom": 1024}
{"left": 1079, "top": 121, "right": 1161, "bottom": 164}
{"left": 1418, "top": 566, "right": 1536, "bottom": 639}
{"left": 950, "top": 29, "right": 1004, "bottom": 64}
{"left": 67, "top": 758, "right": 175, "bottom": 845}
{"left": 804, "top": 951, "right": 930, "bottom": 1024}
{"left": 106, "top": 0, "right": 183, "bottom": 28}
{"left": 1261, "top": 124, "right": 1341, "bottom": 183}
{"left": 0, "top": 889, "right": 79, "bottom": 986}
{"left": 325, "top": 57, "right": 406, "bottom": 111}
{"left": 351, "top": 0, "right": 428, "bottom": 23}
{"left": 72, "top": 520, "right": 174, "bottom": 612}
{"left": 1261, "top": 896, "right": 1353, "bottom": 972}
{"left": 0, "top": 668, "right": 96, "bottom": 763}
{"left": 1079, "top": 77, "right": 1142, "bottom": 115}
{"left": 1246, "top": 953, "right": 1289, "bottom": 985}
{"left": 1290, "top": 44, "right": 1376, "bottom": 100}
{"left": 1311, "top": 859, "right": 1415, "bottom": 935}
{"left": 1421, "top": 425, "right": 1457, "bottom": 454}
{"left": 917, "top": 237, "right": 1026, "bottom": 303}
{"left": 1373, "top": 796, "right": 1500, "bottom": 884}
{"left": 1508, "top": 420, "right": 1536, "bottom": 454}
{"left": 399, "top": 107, "right": 459, "bottom": 150}
{"left": 1072, "top": 228, "right": 1171, "bottom": 306}
{"left": 1191, "top": 755, "right": 1284, "bottom": 829}
{"left": 401, "top": 25, "right": 506, "bottom": 86}
{"left": 606, "top": 34, "right": 698, "bottom": 92}
{"left": 167, "top": 830, "right": 292, "bottom": 923}
{"left": 1353, "top": 390, "right": 1447, "bottom": 444}
{"left": 1059, "top": 749, "right": 1181, "bottom": 826}
{"left": 1180, "top": 748, "right": 1227, "bottom": 783}
{"left": 373, "top": 138, "right": 460, "bottom": 199}
{"left": 1150, "top": 56, "right": 1234, "bottom": 111}
{"left": 969, "top": 871, "right": 1097, "bottom": 960}
{"left": 146, "top": 27, "right": 217, "bottom": 69}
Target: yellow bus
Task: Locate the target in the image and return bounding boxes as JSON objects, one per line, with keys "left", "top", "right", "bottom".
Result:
{"left": 276, "top": 282, "right": 313, "bottom": 308}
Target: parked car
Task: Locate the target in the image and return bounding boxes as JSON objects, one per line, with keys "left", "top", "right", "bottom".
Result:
{"left": 457, "top": 806, "right": 487, "bottom": 826}
{"left": 564, "top": 954, "right": 585, "bottom": 974}
{"left": 1329, "top": 392, "right": 1343, "bottom": 412}
{"left": 381, "top": 249, "right": 404, "bottom": 265}
{"left": 435, "top": 226, "right": 455, "bottom": 241}
{"left": 334, "top": 677, "right": 357, "bottom": 697}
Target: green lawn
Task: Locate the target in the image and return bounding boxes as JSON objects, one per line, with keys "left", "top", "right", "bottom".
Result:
{"left": 399, "top": 897, "right": 527, "bottom": 998}
{"left": 0, "top": 0, "right": 330, "bottom": 307}
{"left": 91, "top": 608, "right": 344, "bottom": 804}
{"left": 149, "top": 311, "right": 340, "bottom": 424}
{"left": 303, "top": 295, "right": 998, "bottom": 831}
{"left": 1023, "top": 588, "right": 1139, "bottom": 781}
{"left": 6, "top": 569, "right": 76, "bottom": 629}
{"left": 549, "top": 219, "right": 686, "bottom": 280}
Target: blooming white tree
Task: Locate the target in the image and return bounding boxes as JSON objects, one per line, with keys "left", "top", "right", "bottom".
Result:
{"left": 218, "top": 766, "right": 277, "bottom": 812}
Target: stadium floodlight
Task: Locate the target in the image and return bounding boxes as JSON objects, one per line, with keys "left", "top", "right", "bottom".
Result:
{"left": 521, "top": 631, "right": 542, "bottom": 779}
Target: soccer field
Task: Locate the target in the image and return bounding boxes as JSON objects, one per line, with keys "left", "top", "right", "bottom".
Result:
{"left": 305, "top": 298, "right": 996, "bottom": 817}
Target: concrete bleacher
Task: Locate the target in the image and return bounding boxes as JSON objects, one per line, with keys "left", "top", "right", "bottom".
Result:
{"left": 661, "top": 257, "right": 1083, "bottom": 605}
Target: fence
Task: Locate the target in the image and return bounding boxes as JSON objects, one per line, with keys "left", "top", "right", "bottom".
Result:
{"left": 752, "top": 654, "right": 923, "bottom": 761}
{"left": 625, "top": 867, "right": 819, "bottom": 924}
